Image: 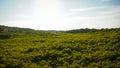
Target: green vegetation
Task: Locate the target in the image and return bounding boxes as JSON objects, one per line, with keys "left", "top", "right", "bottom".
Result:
{"left": 0, "top": 25, "right": 120, "bottom": 68}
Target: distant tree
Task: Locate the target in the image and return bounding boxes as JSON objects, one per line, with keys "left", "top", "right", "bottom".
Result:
{"left": 0, "top": 26, "right": 8, "bottom": 33}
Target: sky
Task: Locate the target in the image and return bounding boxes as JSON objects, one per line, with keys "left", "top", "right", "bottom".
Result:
{"left": 0, "top": 0, "right": 120, "bottom": 30}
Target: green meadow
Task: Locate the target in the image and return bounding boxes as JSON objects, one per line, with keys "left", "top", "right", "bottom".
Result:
{"left": 0, "top": 25, "right": 120, "bottom": 68}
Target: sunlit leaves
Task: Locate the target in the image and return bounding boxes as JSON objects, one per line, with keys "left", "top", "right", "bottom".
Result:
{"left": 0, "top": 27, "right": 120, "bottom": 67}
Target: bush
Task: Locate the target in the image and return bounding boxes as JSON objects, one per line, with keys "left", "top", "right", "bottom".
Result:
{"left": 0, "top": 34, "right": 10, "bottom": 39}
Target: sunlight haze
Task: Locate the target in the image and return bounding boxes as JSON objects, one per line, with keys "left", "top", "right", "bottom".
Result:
{"left": 0, "top": 0, "right": 120, "bottom": 30}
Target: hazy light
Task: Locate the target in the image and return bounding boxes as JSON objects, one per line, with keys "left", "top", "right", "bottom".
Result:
{"left": 0, "top": 0, "right": 120, "bottom": 30}
{"left": 30, "top": 0, "right": 62, "bottom": 30}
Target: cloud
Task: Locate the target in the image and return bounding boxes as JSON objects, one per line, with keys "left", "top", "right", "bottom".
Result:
{"left": 65, "top": 5, "right": 120, "bottom": 17}
{"left": 71, "top": 7, "right": 97, "bottom": 12}
{"left": 70, "top": 6, "right": 107, "bottom": 12}
{"left": 64, "top": 5, "right": 120, "bottom": 29}
{"left": 70, "top": 6, "right": 109, "bottom": 12}
{"left": 100, "top": 6, "right": 120, "bottom": 16}
{"left": 64, "top": 6, "right": 109, "bottom": 17}
{"left": 97, "top": 0, "right": 111, "bottom": 2}
{"left": 67, "top": 14, "right": 120, "bottom": 29}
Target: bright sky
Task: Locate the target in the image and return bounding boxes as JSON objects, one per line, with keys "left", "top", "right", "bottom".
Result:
{"left": 0, "top": 0, "right": 120, "bottom": 30}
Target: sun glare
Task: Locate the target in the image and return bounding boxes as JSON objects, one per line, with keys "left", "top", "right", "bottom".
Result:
{"left": 32, "top": 0, "right": 61, "bottom": 26}
{"left": 0, "top": 0, "right": 119, "bottom": 30}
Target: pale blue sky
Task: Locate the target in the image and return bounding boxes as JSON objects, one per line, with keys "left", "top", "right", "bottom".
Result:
{"left": 0, "top": 0, "right": 120, "bottom": 30}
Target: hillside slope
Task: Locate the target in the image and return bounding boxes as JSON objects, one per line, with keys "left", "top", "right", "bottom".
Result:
{"left": 0, "top": 25, "right": 120, "bottom": 68}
